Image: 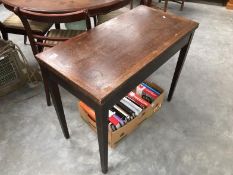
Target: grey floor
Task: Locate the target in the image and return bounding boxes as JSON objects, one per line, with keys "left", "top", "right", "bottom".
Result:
{"left": 1, "top": 1, "right": 233, "bottom": 175}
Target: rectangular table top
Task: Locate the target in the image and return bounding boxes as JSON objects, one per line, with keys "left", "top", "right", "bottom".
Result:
{"left": 36, "top": 5, "right": 198, "bottom": 104}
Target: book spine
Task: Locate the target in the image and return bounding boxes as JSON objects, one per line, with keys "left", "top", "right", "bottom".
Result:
{"left": 111, "top": 107, "right": 128, "bottom": 122}
{"left": 117, "top": 102, "right": 136, "bottom": 118}
{"left": 137, "top": 84, "right": 158, "bottom": 100}
{"left": 109, "top": 123, "right": 116, "bottom": 131}
{"left": 128, "top": 91, "right": 150, "bottom": 108}
{"left": 109, "top": 110, "right": 125, "bottom": 126}
{"left": 109, "top": 115, "right": 121, "bottom": 129}
{"left": 121, "top": 97, "right": 142, "bottom": 115}
{"left": 114, "top": 105, "right": 131, "bottom": 121}
{"left": 142, "top": 82, "right": 161, "bottom": 95}
{"left": 113, "top": 114, "right": 125, "bottom": 126}
{"left": 126, "top": 96, "right": 145, "bottom": 110}
{"left": 136, "top": 85, "right": 155, "bottom": 103}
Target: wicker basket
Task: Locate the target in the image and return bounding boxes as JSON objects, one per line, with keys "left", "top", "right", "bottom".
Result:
{"left": 0, "top": 39, "right": 26, "bottom": 96}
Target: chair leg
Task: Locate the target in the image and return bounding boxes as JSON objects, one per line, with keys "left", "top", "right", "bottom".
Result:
{"left": 93, "top": 16, "right": 97, "bottom": 27}
{"left": 130, "top": 0, "right": 133, "bottom": 9}
{"left": 180, "top": 0, "right": 184, "bottom": 11}
{"left": 55, "top": 23, "right": 61, "bottom": 29}
{"left": 24, "top": 35, "right": 27, "bottom": 44}
{"left": 147, "top": 0, "right": 152, "bottom": 6}
{"left": 37, "top": 38, "right": 43, "bottom": 52}
{"left": 2, "top": 31, "right": 8, "bottom": 40}
{"left": 164, "top": 0, "right": 168, "bottom": 12}
{"left": 140, "top": 0, "right": 151, "bottom": 6}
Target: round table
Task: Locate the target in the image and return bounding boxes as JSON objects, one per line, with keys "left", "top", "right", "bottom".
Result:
{"left": 2, "top": 0, "right": 132, "bottom": 15}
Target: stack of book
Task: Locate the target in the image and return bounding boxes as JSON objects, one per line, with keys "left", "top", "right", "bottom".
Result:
{"left": 79, "top": 81, "right": 162, "bottom": 132}
{"left": 78, "top": 81, "right": 164, "bottom": 147}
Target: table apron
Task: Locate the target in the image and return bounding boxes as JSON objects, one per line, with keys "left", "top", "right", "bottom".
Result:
{"left": 47, "top": 71, "right": 102, "bottom": 110}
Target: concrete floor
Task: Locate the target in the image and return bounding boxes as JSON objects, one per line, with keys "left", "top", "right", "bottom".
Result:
{"left": 1, "top": 1, "right": 233, "bottom": 175}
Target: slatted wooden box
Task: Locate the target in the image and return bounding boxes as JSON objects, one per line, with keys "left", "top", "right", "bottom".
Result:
{"left": 78, "top": 82, "right": 164, "bottom": 148}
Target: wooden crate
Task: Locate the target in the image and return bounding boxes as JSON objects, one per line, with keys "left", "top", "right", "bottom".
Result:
{"left": 78, "top": 82, "right": 164, "bottom": 148}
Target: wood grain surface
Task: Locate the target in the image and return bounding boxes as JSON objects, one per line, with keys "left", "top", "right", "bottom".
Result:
{"left": 36, "top": 6, "right": 198, "bottom": 104}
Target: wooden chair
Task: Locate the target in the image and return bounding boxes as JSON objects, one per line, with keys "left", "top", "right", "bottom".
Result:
{"left": 160, "top": 0, "right": 184, "bottom": 12}
{"left": 97, "top": 0, "right": 133, "bottom": 25}
{"left": 14, "top": 7, "right": 91, "bottom": 106}
{"left": 0, "top": 13, "right": 52, "bottom": 44}
{"left": 140, "top": 0, "right": 184, "bottom": 12}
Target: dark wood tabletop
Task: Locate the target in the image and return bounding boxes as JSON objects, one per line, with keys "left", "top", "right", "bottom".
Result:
{"left": 1, "top": 0, "right": 131, "bottom": 14}
{"left": 36, "top": 6, "right": 198, "bottom": 105}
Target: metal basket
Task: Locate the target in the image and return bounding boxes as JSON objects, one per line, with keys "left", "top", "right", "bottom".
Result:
{"left": 0, "top": 39, "right": 26, "bottom": 96}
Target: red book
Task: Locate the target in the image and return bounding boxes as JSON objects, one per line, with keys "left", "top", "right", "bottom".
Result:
{"left": 127, "top": 91, "right": 150, "bottom": 108}
{"left": 137, "top": 84, "right": 158, "bottom": 99}
{"left": 79, "top": 101, "right": 96, "bottom": 121}
{"left": 109, "top": 115, "right": 121, "bottom": 129}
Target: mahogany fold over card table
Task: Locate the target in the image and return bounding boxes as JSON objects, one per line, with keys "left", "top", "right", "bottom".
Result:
{"left": 36, "top": 6, "right": 199, "bottom": 174}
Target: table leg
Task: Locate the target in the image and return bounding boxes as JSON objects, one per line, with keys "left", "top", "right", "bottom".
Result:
{"left": 40, "top": 66, "right": 51, "bottom": 106}
{"left": 167, "top": 33, "right": 194, "bottom": 101}
{"left": 164, "top": 0, "right": 168, "bottom": 12}
{"left": 95, "top": 107, "right": 108, "bottom": 174}
{"left": 49, "top": 78, "right": 70, "bottom": 139}
{"left": 93, "top": 16, "right": 97, "bottom": 27}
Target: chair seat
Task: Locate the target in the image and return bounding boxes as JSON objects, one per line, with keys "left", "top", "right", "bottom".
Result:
{"left": 3, "top": 14, "right": 52, "bottom": 33}
{"left": 46, "top": 29, "right": 84, "bottom": 46}
{"left": 65, "top": 20, "right": 87, "bottom": 30}
{"left": 97, "top": 7, "right": 130, "bottom": 25}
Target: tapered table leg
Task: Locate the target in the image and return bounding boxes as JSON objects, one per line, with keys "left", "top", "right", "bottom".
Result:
{"left": 95, "top": 107, "right": 108, "bottom": 174}
{"left": 49, "top": 78, "right": 70, "bottom": 139}
{"left": 164, "top": 0, "right": 168, "bottom": 12}
{"left": 40, "top": 67, "right": 51, "bottom": 106}
{"left": 167, "top": 33, "right": 194, "bottom": 101}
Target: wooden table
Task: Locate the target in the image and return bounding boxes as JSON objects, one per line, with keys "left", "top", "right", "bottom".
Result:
{"left": 2, "top": 0, "right": 132, "bottom": 15}
{"left": 36, "top": 6, "right": 198, "bottom": 173}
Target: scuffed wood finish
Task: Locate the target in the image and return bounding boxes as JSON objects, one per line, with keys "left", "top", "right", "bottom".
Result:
{"left": 2, "top": 0, "right": 132, "bottom": 15}
{"left": 36, "top": 6, "right": 198, "bottom": 105}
